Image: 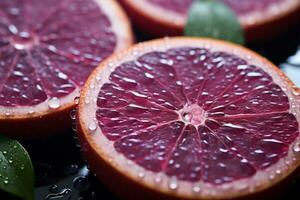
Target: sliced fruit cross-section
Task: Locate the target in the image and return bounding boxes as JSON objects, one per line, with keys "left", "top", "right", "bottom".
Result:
{"left": 78, "top": 38, "right": 300, "bottom": 199}
{"left": 0, "top": 0, "right": 133, "bottom": 137}
{"left": 119, "top": 0, "right": 300, "bottom": 41}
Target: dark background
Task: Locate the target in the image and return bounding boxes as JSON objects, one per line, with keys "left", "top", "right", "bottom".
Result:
{"left": 1, "top": 23, "right": 300, "bottom": 200}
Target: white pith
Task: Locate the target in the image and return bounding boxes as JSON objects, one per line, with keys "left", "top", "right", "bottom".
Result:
{"left": 79, "top": 38, "right": 300, "bottom": 199}
{"left": 0, "top": 0, "right": 133, "bottom": 120}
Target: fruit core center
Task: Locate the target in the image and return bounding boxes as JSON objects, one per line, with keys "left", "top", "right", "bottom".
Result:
{"left": 180, "top": 104, "right": 207, "bottom": 126}
{"left": 11, "top": 31, "right": 39, "bottom": 50}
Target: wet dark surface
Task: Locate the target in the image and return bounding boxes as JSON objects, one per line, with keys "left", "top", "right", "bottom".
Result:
{"left": 1, "top": 25, "right": 300, "bottom": 200}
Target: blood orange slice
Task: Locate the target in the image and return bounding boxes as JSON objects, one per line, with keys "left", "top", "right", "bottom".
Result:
{"left": 0, "top": 0, "right": 133, "bottom": 137}
{"left": 78, "top": 37, "right": 300, "bottom": 199}
{"left": 119, "top": 0, "right": 300, "bottom": 41}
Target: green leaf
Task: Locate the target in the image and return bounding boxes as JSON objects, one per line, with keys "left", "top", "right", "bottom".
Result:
{"left": 184, "top": 0, "right": 245, "bottom": 45}
{"left": 0, "top": 135, "right": 34, "bottom": 200}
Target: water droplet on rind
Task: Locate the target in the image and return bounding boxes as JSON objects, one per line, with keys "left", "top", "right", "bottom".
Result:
{"left": 88, "top": 122, "right": 97, "bottom": 132}
{"left": 168, "top": 177, "right": 178, "bottom": 190}
{"left": 74, "top": 96, "right": 80, "bottom": 105}
{"left": 293, "top": 142, "right": 300, "bottom": 153}
{"left": 138, "top": 171, "right": 145, "bottom": 179}
{"left": 84, "top": 96, "right": 91, "bottom": 105}
{"left": 192, "top": 185, "right": 201, "bottom": 193}
{"left": 154, "top": 175, "right": 162, "bottom": 184}
{"left": 28, "top": 110, "right": 34, "bottom": 114}
{"left": 48, "top": 97, "right": 60, "bottom": 109}
{"left": 269, "top": 174, "right": 275, "bottom": 180}
{"left": 292, "top": 89, "right": 300, "bottom": 96}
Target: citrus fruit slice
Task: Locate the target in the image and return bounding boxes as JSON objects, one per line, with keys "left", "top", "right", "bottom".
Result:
{"left": 119, "top": 0, "right": 300, "bottom": 41}
{"left": 78, "top": 37, "right": 300, "bottom": 199}
{"left": 0, "top": 0, "right": 133, "bottom": 137}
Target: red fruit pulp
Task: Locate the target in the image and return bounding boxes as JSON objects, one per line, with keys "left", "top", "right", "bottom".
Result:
{"left": 0, "top": 0, "right": 116, "bottom": 107}
{"left": 96, "top": 47, "right": 299, "bottom": 185}
{"left": 148, "top": 0, "right": 284, "bottom": 16}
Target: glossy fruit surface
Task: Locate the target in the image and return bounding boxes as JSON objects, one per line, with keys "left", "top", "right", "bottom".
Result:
{"left": 78, "top": 37, "right": 300, "bottom": 199}
{"left": 0, "top": 0, "right": 133, "bottom": 137}
{"left": 119, "top": 0, "right": 300, "bottom": 41}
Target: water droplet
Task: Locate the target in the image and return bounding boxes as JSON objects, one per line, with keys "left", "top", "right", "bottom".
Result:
{"left": 236, "top": 183, "right": 248, "bottom": 191}
{"left": 123, "top": 77, "right": 137, "bottom": 84}
{"left": 3, "top": 180, "right": 8, "bottom": 184}
{"left": 70, "top": 110, "right": 77, "bottom": 120}
{"left": 48, "top": 45, "right": 57, "bottom": 52}
{"left": 72, "top": 122, "right": 77, "bottom": 132}
{"left": 292, "top": 89, "right": 300, "bottom": 96}
{"left": 58, "top": 72, "right": 68, "bottom": 80}
{"left": 49, "top": 185, "right": 59, "bottom": 193}
{"left": 28, "top": 110, "right": 34, "bottom": 115}
{"left": 74, "top": 96, "right": 80, "bottom": 105}
{"left": 85, "top": 98, "right": 90, "bottom": 104}
{"left": 284, "top": 160, "right": 290, "bottom": 166}
{"left": 8, "top": 25, "right": 18, "bottom": 34}
{"left": 144, "top": 72, "right": 154, "bottom": 79}
{"left": 168, "top": 177, "right": 178, "bottom": 190}
{"left": 247, "top": 72, "right": 262, "bottom": 77}
{"left": 108, "top": 62, "right": 114, "bottom": 67}
{"left": 88, "top": 121, "right": 97, "bottom": 132}
{"left": 182, "top": 112, "right": 192, "bottom": 123}
{"left": 138, "top": 171, "right": 145, "bottom": 179}
{"left": 48, "top": 97, "right": 60, "bottom": 109}
{"left": 64, "top": 164, "right": 79, "bottom": 175}
{"left": 73, "top": 176, "right": 90, "bottom": 191}
{"left": 5, "top": 112, "right": 11, "bottom": 117}
{"left": 96, "top": 76, "right": 101, "bottom": 81}
{"left": 293, "top": 142, "right": 300, "bottom": 153}
{"left": 192, "top": 185, "right": 201, "bottom": 193}
{"left": 276, "top": 170, "right": 281, "bottom": 175}
{"left": 176, "top": 81, "right": 182, "bottom": 86}
{"left": 108, "top": 157, "right": 113, "bottom": 163}
{"left": 154, "top": 175, "right": 162, "bottom": 184}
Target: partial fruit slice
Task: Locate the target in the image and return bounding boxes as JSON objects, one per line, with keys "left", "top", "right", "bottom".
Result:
{"left": 119, "top": 0, "right": 300, "bottom": 41}
{"left": 0, "top": 0, "right": 133, "bottom": 137}
{"left": 78, "top": 37, "right": 300, "bottom": 199}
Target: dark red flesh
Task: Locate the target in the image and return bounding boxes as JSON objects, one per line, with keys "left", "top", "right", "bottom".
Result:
{"left": 97, "top": 47, "right": 299, "bottom": 185}
{"left": 0, "top": 0, "right": 116, "bottom": 107}
{"left": 148, "top": 0, "right": 284, "bottom": 16}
